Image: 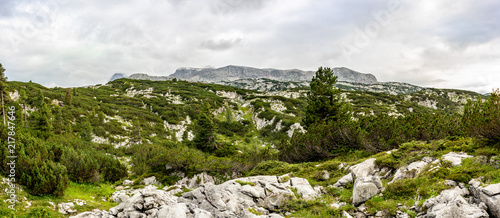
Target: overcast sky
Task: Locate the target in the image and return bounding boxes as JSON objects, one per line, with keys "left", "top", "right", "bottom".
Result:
{"left": 1, "top": 0, "right": 499, "bottom": 93}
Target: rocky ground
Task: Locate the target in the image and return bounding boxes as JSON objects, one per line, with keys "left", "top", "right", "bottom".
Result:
{"left": 66, "top": 151, "right": 500, "bottom": 218}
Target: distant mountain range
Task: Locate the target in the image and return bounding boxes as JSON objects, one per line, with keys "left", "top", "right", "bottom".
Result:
{"left": 111, "top": 65, "right": 377, "bottom": 83}
{"left": 110, "top": 65, "right": 426, "bottom": 94}
{"left": 169, "top": 65, "right": 377, "bottom": 84}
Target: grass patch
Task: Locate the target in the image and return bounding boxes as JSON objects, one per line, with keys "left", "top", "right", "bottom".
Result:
{"left": 235, "top": 180, "right": 256, "bottom": 186}
{"left": 174, "top": 187, "right": 193, "bottom": 197}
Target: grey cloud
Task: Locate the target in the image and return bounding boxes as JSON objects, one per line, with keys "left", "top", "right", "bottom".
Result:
{"left": 200, "top": 38, "right": 242, "bottom": 51}
{"left": 210, "top": 0, "right": 265, "bottom": 14}
{"left": 0, "top": 0, "right": 15, "bottom": 17}
{"left": 0, "top": 0, "right": 499, "bottom": 93}
{"left": 435, "top": 1, "right": 500, "bottom": 48}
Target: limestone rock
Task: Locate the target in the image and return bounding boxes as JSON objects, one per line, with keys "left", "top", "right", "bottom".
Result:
{"left": 123, "top": 180, "right": 134, "bottom": 185}
{"left": 141, "top": 176, "right": 161, "bottom": 186}
{"left": 352, "top": 176, "right": 383, "bottom": 206}
{"left": 290, "top": 177, "right": 319, "bottom": 200}
{"left": 391, "top": 157, "right": 433, "bottom": 182}
{"left": 171, "top": 65, "right": 377, "bottom": 84}
{"left": 109, "top": 73, "right": 126, "bottom": 81}
{"left": 350, "top": 158, "right": 378, "bottom": 178}
{"left": 317, "top": 170, "right": 330, "bottom": 181}
{"left": 420, "top": 186, "right": 488, "bottom": 218}
{"left": 442, "top": 152, "right": 473, "bottom": 166}
{"left": 333, "top": 173, "right": 354, "bottom": 188}
{"left": 157, "top": 203, "right": 188, "bottom": 218}
{"left": 469, "top": 180, "right": 500, "bottom": 218}
{"left": 58, "top": 202, "right": 77, "bottom": 215}
{"left": 72, "top": 175, "right": 319, "bottom": 218}
{"left": 175, "top": 172, "right": 216, "bottom": 189}
{"left": 343, "top": 211, "right": 354, "bottom": 218}
{"left": 445, "top": 180, "right": 458, "bottom": 187}
{"left": 70, "top": 209, "right": 110, "bottom": 218}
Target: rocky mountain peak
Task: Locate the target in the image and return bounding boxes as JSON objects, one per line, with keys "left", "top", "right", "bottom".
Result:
{"left": 110, "top": 73, "right": 126, "bottom": 81}
{"left": 170, "top": 65, "right": 378, "bottom": 84}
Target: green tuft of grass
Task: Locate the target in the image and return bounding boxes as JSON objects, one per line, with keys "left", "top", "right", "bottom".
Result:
{"left": 235, "top": 180, "right": 256, "bottom": 186}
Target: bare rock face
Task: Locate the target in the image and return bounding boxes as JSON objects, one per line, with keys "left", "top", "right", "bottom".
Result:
{"left": 170, "top": 65, "right": 378, "bottom": 84}
{"left": 72, "top": 175, "right": 319, "bottom": 218}
{"left": 175, "top": 172, "right": 217, "bottom": 189}
{"left": 141, "top": 176, "right": 161, "bottom": 186}
{"left": 109, "top": 73, "right": 126, "bottom": 81}
{"left": 419, "top": 186, "right": 488, "bottom": 218}
{"left": 349, "top": 158, "right": 379, "bottom": 178}
{"left": 469, "top": 179, "right": 500, "bottom": 218}
{"left": 59, "top": 202, "right": 77, "bottom": 215}
{"left": 332, "top": 158, "right": 389, "bottom": 206}
{"left": 391, "top": 157, "right": 434, "bottom": 182}
{"left": 352, "top": 176, "right": 383, "bottom": 206}
{"left": 128, "top": 73, "right": 172, "bottom": 81}
{"left": 442, "top": 152, "right": 473, "bottom": 166}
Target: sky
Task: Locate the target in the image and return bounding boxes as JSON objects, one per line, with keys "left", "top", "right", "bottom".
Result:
{"left": 0, "top": 0, "right": 499, "bottom": 93}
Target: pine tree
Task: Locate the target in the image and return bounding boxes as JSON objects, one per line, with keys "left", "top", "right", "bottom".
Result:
{"left": 34, "top": 103, "right": 54, "bottom": 139}
{"left": 0, "top": 64, "right": 7, "bottom": 126}
{"left": 36, "top": 89, "right": 45, "bottom": 107}
{"left": 302, "top": 67, "right": 350, "bottom": 129}
{"left": 80, "top": 119, "right": 93, "bottom": 142}
{"left": 54, "top": 107, "right": 64, "bottom": 134}
{"left": 65, "top": 88, "right": 72, "bottom": 105}
{"left": 193, "top": 112, "right": 217, "bottom": 152}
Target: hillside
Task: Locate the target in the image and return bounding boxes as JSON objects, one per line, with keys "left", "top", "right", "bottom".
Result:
{"left": 216, "top": 79, "right": 424, "bottom": 95}
{"left": 0, "top": 77, "right": 498, "bottom": 218}
{"left": 4, "top": 79, "right": 482, "bottom": 149}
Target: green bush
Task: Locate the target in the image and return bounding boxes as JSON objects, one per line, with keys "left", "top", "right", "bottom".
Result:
{"left": 278, "top": 120, "right": 360, "bottom": 163}
{"left": 463, "top": 89, "right": 500, "bottom": 145}
{"left": 61, "top": 147, "right": 100, "bottom": 183}
{"left": 249, "top": 160, "right": 291, "bottom": 175}
{"left": 98, "top": 153, "right": 128, "bottom": 182}
{"left": 18, "top": 157, "right": 69, "bottom": 196}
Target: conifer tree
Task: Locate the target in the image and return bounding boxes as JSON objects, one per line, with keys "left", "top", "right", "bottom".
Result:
{"left": 193, "top": 112, "right": 217, "bottom": 152}
{"left": 65, "top": 88, "right": 72, "bottom": 105}
{"left": 80, "top": 119, "right": 93, "bottom": 142}
{"left": 302, "top": 67, "right": 350, "bottom": 129}
{"left": 34, "top": 103, "right": 54, "bottom": 139}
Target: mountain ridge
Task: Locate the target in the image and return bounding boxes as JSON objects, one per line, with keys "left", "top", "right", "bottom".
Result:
{"left": 170, "top": 65, "right": 378, "bottom": 84}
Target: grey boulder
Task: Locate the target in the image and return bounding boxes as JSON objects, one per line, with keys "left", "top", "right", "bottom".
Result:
{"left": 352, "top": 176, "right": 383, "bottom": 206}
{"left": 420, "top": 186, "right": 488, "bottom": 218}
{"left": 470, "top": 179, "right": 500, "bottom": 218}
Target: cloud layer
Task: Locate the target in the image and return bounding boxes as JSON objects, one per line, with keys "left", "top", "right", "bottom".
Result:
{"left": 0, "top": 0, "right": 499, "bottom": 93}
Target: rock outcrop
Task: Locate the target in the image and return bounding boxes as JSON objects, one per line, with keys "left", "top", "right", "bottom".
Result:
{"left": 419, "top": 186, "right": 489, "bottom": 218}
{"left": 442, "top": 152, "right": 473, "bottom": 166}
{"left": 128, "top": 73, "right": 172, "bottom": 81}
{"left": 72, "top": 175, "right": 319, "bottom": 218}
{"left": 469, "top": 179, "right": 500, "bottom": 218}
{"left": 332, "top": 158, "right": 388, "bottom": 206}
{"left": 170, "top": 65, "right": 378, "bottom": 84}
{"left": 110, "top": 73, "right": 126, "bottom": 81}
{"left": 175, "top": 172, "right": 217, "bottom": 189}
{"left": 333, "top": 158, "right": 390, "bottom": 188}
{"left": 391, "top": 157, "right": 435, "bottom": 182}
{"left": 352, "top": 176, "right": 383, "bottom": 206}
